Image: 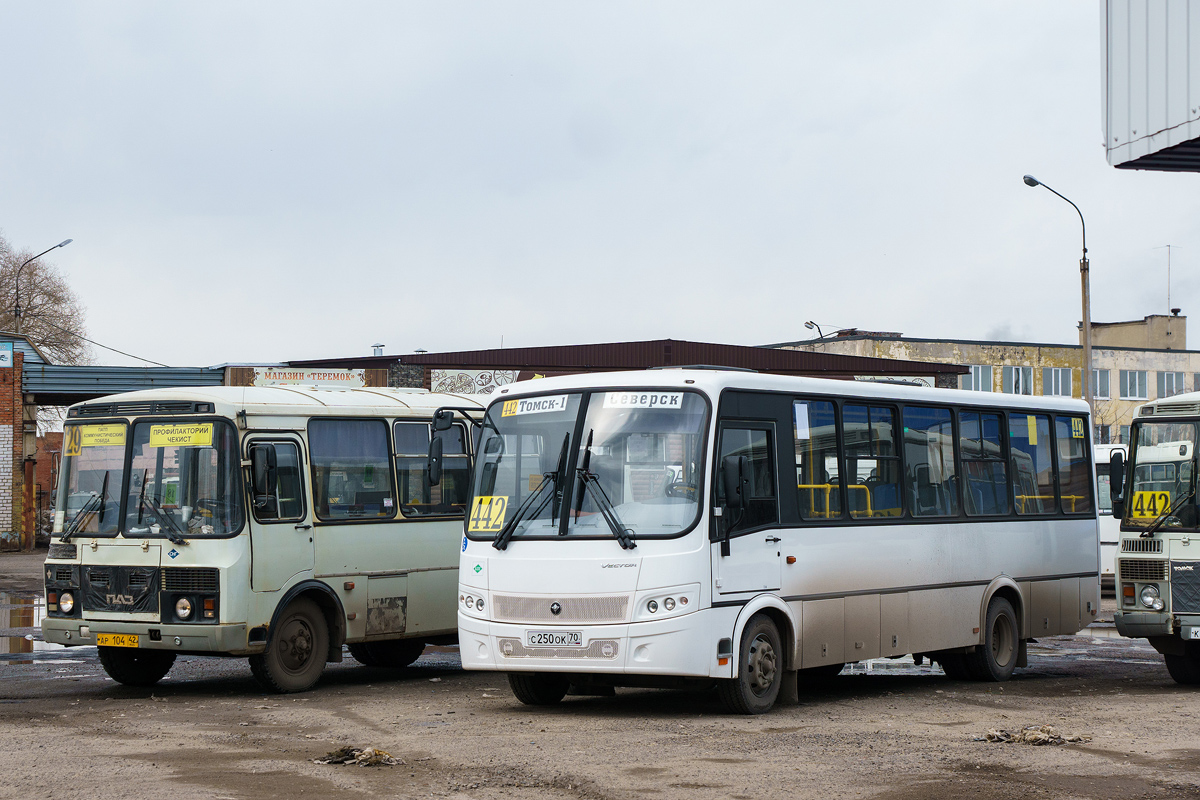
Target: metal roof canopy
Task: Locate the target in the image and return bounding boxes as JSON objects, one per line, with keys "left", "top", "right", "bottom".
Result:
{"left": 290, "top": 338, "right": 966, "bottom": 378}
{"left": 23, "top": 365, "right": 226, "bottom": 406}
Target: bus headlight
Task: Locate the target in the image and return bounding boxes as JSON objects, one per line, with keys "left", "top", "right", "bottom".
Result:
{"left": 59, "top": 591, "right": 74, "bottom": 614}
{"left": 1140, "top": 585, "right": 1162, "bottom": 610}
{"left": 175, "top": 597, "right": 193, "bottom": 620}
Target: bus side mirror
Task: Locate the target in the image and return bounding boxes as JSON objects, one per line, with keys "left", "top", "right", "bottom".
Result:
{"left": 1110, "top": 449, "right": 1126, "bottom": 518}
{"left": 427, "top": 436, "right": 444, "bottom": 486}
{"left": 250, "top": 444, "right": 278, "bottom": 514}
{"left": 432, "top": 409, "right": 454, "bottom": 432}
{"left": 722, "top": 455, "right": 749, "bottom": 510}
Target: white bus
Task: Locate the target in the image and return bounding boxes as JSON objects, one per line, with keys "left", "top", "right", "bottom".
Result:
{"left": 42, "top": 386, "right": 482, "bottom": 692}
{"left": 1108, "top": 393, "right": 1200, "bottom": 683}
{"left": 1095, "top": 444, "right": 1127, "bottom": 592}
{"left": 455, "top": 369, "right": 1100, "bottom": 713}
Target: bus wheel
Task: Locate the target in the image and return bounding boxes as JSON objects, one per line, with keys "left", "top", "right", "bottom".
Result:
{"left": 508, "top": 672, "right": 571, "bottom": 705}
{"left": 250, "top": 597, "right": 329, "bottom": 693}
{"left": 965, "top": 596, "right": 1018, "bottom": 682}
{"left": 98, "top": 647, "right": 176, "bottom": 687}
{"left": 719, "top": 614, "right": 782, "bottom": 714}
{"left": 349, "top": 639, "right": 426, "bottom": 668}
{"left": 1164, "top": 654, "right": 1200, "bottom": 685}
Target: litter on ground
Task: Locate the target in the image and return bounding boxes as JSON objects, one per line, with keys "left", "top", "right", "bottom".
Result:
{"left": 314, "top": 746, "right": 404, "bottom": 766}
{"left": 976, "top": 725, "right": 1092, "bottom": 745}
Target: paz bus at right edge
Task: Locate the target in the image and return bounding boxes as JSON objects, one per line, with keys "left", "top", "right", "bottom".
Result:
{"left": 450, "top": 368, "right": 1099, "bottom": 714}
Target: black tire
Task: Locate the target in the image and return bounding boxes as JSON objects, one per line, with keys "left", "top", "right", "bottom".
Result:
{"left": 249, "top": 597, "right": 329, "bottom": 693}
{"left": 349, "top": 639, "right": 426, "bottom": 668}
{"left": 1164, "top": 653, "right": 1200, "bottom": 685}
{"left": 508, "top": 672, "right": 571, "bottom": 706}
{"left": 719, "top": 614, "right": 783, "bottom": 714}
{"left": 98, "top": 646, "right": 176, "bottom": 687}
{"left": 936, "top": 652, "right": 973, "bottom": 680}
{"left": 963, "top": 596, "right": 1019, "bottom": 682}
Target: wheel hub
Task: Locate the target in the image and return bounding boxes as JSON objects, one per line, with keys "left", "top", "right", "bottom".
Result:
{"left": 746, "top": 634, "right": 777, "bottom": 695}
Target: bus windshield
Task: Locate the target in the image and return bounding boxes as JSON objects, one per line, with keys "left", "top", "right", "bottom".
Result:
{"left": 55, "top": 423, "right": 128, "bottom": 536}
{"left": 1125, "top": 420, "right": 1198, "bottom": 529}
{"left": 470, "top": 391, "right": 707, "bottom": 542}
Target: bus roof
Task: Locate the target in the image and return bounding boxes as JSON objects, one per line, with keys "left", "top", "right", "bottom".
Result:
{"left": 67, "top": 385, "right": 486, "bottom": 418}
{"left": 488, "top": 368, "right": 1092, "bottom": 414}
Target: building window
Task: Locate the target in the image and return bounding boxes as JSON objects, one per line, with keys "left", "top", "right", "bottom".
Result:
{"left": 1119, "top": 424, "right": 1131, "bottom": 444}
{"left": 1094, "top": 425, "right": 1110, "bottom": 444}
{"left": 1002, "top": 366, "right": 1033, "bottom": 395}
{"left": 961, "top": 365, "right": 993, "bottom": 392}
{"left": 1119, "top": 370, "right": 1148, "bottom": 400}
{"left": 1042, "top": 367, "right": 1072, "bottom": 397}
{"left": 1092, "top": 369, "right": 1110, "bottom": 399}
{"left": 1158, "top": 371, "right": 1186, "bottom": 398}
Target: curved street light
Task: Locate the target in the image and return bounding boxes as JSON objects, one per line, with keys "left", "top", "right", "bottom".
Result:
{"left": 1023, "top": 175, "right": 1092, "bottom": 416}
{"left": 804, "top": 320, "right": 824, "bottom": 340}
{"left": 14, "top": 238, "right": 72, "bottom": 334}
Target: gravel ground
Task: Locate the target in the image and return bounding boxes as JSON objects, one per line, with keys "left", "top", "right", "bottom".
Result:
{"left": 2, "top": 550, "right": 1198, "bottom": 800}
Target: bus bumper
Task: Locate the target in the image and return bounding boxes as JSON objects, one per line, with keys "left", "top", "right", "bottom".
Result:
{"left": 43, "top": 617, "right": 250, "bottom": 653}
{"left": 458, "top": 611, "right": 720, "bottom": 678}
{"left": 1114, "top": 611, "right": 1173, "bottom": 638}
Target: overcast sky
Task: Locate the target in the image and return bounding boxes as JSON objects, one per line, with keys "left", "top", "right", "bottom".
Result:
{"left": 1, "top": 2, "right": 1195, "bottom": 367}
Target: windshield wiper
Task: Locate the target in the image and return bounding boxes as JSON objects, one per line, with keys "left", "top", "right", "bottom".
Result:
{"left": 493, "top": 433, "right": 570, "bottom": 551}
{"left": 1141, "top": 488, "right": 1197, "bottom": 538}
{"left": 572, "top": 430, "right": 635, "bottom": 550}
{"left": 61, "top": 472, "right": 109, "bottom": 543}
{"left": 136, "top": 484, "right": 188, "bottom": 546}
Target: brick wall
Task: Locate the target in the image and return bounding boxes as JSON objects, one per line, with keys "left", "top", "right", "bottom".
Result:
{"left": 0, "top": 353, "right": 23, "bottom": 550}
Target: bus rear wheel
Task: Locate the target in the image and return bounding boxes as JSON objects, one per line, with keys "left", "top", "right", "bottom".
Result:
{"left": 719, "top": 614, "right": 782, "bottom": 714}
{"left": 349, "top": 639, "right": 426, "bottom": 668}
{"left": 508, "top": 672, "right": 571, "bottom": 705}
{"left": 98, "top": 647, "right": 176, "bottom": 687}
{"left": 964, "top": 596, "right": 1018, "bottom": 682}
{"left": 250, "top": 597, "right": 329, "bottom": 693}
{"left": 1164, "top": 653, "right": 1200, "bottom": 685}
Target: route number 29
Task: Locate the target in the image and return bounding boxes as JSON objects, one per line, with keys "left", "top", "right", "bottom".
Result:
{"left": 468, "top": 496, "right": 509, "bottom": 532}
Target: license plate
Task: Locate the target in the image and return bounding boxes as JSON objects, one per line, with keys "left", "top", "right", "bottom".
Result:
{"left": 525, "top": 630, "right": 583, "bottom": 647}
{"left": 96, "top": 633, "right": 139, "bottom": 648}
{"left": 1190, "top": 629, "right": 1200, "bottom": 640}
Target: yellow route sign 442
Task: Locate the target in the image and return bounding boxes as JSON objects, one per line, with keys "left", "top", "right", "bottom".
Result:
{"left": 468, "top": 496, "right": 509, "bottom": 533}
{"left": 1130, "top": 490, "right": 1172, "bottom": 519}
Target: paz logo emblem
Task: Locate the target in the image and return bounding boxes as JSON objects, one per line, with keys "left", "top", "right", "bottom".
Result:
{"left": 550, "top": 602, "right": 562, "bottom": 616}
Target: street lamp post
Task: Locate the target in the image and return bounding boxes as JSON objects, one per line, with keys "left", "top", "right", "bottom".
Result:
{"left": 14, "top": 238, "right": 72, "bottom": 334}
{"left": 1023, "top": 176, "right": 1093, "bottom": 420}
{"left": 804, "top": 320, "right": 825, "bottom": 340}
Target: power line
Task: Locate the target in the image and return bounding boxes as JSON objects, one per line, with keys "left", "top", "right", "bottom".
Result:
{"left": 28, "top": 318, "right": 171, "bottom": 367}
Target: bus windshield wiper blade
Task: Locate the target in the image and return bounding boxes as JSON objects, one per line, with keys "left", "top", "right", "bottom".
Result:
{"left": 1142, "top": 488, "right": 1196, "bottom": 538}
{"left": 575, "top": 468, "right": 636, "bottom": 550}
{"left": 60, "top": 492, "right": 101, "bottom": 542}
{"left": 492, "top": 475, "right": 555, "bottom": 551}
{"left": 138, "top": 494, "right": 188, "bottom": 545}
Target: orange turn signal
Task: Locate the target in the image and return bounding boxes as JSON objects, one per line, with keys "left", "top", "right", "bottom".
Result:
{"left": 718, "top": 657, "right": 729, "bottom": 666}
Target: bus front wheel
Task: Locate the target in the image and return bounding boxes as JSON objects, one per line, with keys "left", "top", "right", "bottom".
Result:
{"left": 250, "top": 597, "right": 329, "bottom": 693}
{"left": 98, "top": 646, "right": 176, "bottom": 687}
{"left": 1164, "top": 653, "right": 1200, "bottom": 685}
{"left": 719, "top": 614, "right": 782, "bottom": 714}
{"left": 965, "top": 596, "right": 1018, "bottom": 682}
{"left": 508, "top": 672, "right": 571, "bottom": 705}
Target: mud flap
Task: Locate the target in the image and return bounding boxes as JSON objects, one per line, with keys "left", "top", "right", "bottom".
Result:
{"left": 777, "top": 669, "right": 799, "bottom": 706}
{"left": 1016, "top": 639, "right": 1028, "bottom": 668}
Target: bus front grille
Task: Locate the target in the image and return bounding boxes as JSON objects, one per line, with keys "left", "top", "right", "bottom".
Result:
{"left": 162, "top": 568, "right": 219, "bottom": 593}
{"left": 497, "top": 638, "right": 620, "bottom": 660}
{"left": 1171, "top": 562, "right": 1200, "bottom": 613}
{"left": 1118, "top": 559, "right": 1169, "bottom": 582}
{"left": 492, "top": 594, "right": 629, "bottom": 623}
{"left": 1121, "top": 539, "right": 1164, "bottom": 554}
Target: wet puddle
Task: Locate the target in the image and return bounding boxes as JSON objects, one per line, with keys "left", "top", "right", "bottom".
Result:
{"left": 0, "top": 592, "right": 68, "bottom": 656}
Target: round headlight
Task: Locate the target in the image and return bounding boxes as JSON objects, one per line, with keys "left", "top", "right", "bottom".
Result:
{"left": 664, "top": 597, "right": 676, "bottom": 611}
{"left": 175, "top": 597, "right": 193, "bottom": 620}
{"left": 647, "top": 600, "right": 658, "bottom": 613}
{"left": 59, "top": 591, "right": 74, "bottom": 614}
{"left": 465, "top": 596, "right": 474, "bottom": 609}
{"left": 1140, "top": 585, "right": 1161, "bottom": 609}
{"left": 476, "top": 597, "right": 485, "bottom": 612}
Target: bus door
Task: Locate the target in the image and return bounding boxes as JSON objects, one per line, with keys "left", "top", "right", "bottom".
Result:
{"left": 246, "top": 436, "right": 314, "bottom": 593}
{"left": 713, "top": 423, "right": 782, "bottom": 594}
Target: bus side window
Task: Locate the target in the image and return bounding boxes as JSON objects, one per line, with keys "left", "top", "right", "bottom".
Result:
{"left": 309, "top": 419, "right": 396, "bottom": 521}
{"left": 902, "top": 407, "right": 959, "bottom": 517}
{"left": 1008, "top": 413, "right": 1055, "bottom": 514}
{"left": 395, "top": 421, "right": 470, "bottom": 517}
{"left": 717, "top": 427, "right": 778, "bottom": 533}
{"left": 1055, "top": 416, "right": 1093, "bottom": 514}
{"left": 843, "top": 404, "right": 901, "bottom": 519}
{"left": 251, "top": 441, "right": 305, "bottom": 523}
{"left": 960, "top": 411, "right": 1010, "bottom": 516}
{"left": 794, "top": 400, "right": 842, "bottom": 521}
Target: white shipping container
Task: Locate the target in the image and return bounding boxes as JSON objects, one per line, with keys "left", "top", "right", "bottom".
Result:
{"left": 1102, "top": 0, "right": 1200, "bottom": 171}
